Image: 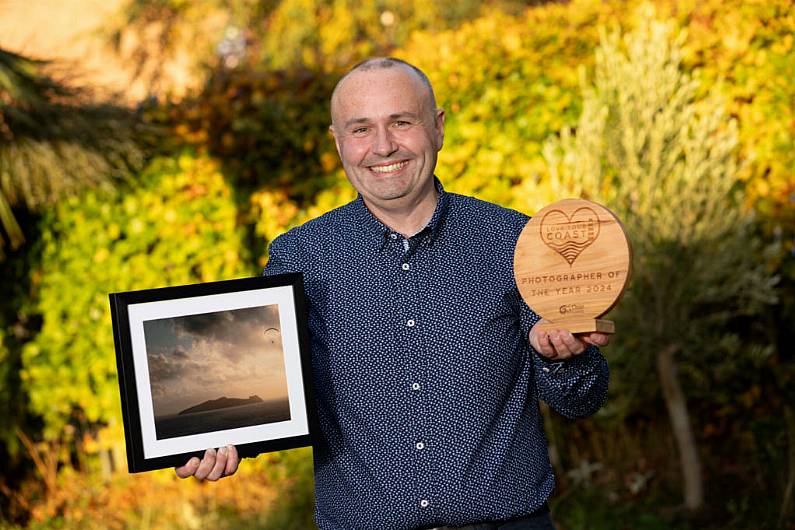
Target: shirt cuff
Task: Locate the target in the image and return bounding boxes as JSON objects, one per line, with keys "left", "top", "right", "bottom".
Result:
{"left": 532, "top": 344, "right": 600, "bottom": 376}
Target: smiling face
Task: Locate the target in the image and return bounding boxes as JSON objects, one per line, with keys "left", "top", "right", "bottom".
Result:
{"left": 330, "top": 64, "right": 445, "bottom": 213}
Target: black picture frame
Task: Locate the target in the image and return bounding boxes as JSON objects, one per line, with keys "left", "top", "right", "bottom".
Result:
{"left": 109, "top": 273, "right": 317, "bottom": 473}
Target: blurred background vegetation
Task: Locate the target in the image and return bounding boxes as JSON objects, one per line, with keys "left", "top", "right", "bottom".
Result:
{"left": 0, "top": 0, "right": 793, "bottom": 528}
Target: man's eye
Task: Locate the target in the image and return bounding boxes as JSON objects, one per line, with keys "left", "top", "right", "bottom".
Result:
{"left": 352, "top": 127, "right": 369, "bottom": 135}
{"left": 393, "top": 121, "right": 411, "bottom": 128}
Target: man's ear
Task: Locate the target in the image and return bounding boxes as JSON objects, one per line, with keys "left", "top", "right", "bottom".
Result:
{"left": 329, "top": 124, "right": 342, "bottom": 157}
{"left": 435, "top": 108, "right": 446, "bottom": 150}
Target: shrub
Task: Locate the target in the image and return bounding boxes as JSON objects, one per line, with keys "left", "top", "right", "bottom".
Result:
{"left": 21, "top": 153, "right": 252, "bottom": 442}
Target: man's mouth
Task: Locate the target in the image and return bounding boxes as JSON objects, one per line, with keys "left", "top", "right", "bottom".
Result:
{"left": 369, "top": 160, "right": 409, "bottom": 174}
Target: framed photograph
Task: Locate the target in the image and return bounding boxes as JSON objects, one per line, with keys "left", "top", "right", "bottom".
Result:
{"left": 109, "top": 273, "right": 316, "bottom": 473}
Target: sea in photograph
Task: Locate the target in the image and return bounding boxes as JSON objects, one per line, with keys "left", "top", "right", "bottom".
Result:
{"left": 155, "top": 398, "right": 291, "bottom": 440}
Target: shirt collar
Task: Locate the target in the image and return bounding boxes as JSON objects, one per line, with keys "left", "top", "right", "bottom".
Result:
{"left": 353, "top": 177, "right": 450, "bottom": 249}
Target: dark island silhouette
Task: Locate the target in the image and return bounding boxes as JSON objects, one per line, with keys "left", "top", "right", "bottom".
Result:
{"left": 178, "top": 395, "right": 264, "bottom": 415}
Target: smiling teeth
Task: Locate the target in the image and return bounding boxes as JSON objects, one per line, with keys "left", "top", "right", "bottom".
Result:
{"left": 370, "top": 161, "right": 408, "bottom": 173}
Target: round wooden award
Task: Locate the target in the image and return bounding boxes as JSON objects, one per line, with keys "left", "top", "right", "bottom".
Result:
{"left": 514, "top": 198, "right": 632, "bottom": 334}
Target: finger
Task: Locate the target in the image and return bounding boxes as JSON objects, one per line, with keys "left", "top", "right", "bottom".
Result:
{"left": 194, "top": 448, "right": 216, "bottom": 480}
{"left": 535, "top": 330, "right": 556, "bottom": 357}
{"left": 549, "top": 331, "right": 575, "bottom": 359}
{"left": 581, "top": 333, "right": 609, "bottom": 347}
{"left": 206, "top": 446, "right": 228, "bottom": 481}
{"left": 175, "top": 457, "right": 200, "bottom": 479}
{"left": 225, "top": 445, "right": 240, "bottom": 476}
{"left": 592, "top": 333, "right": 610, "bottom": 346}
{"left": 559, "top": 331, "right": 586, "bottom": 355}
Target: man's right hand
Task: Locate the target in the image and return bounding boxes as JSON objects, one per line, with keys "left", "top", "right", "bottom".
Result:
{"left": 175, "top": 445, "right": 239, "bottom": 481}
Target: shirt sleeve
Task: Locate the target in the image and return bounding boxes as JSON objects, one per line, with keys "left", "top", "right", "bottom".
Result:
{"left": 517, "top": 295, "right": 542, "bottom": 340}
{"left": 513, "top": 289, "right": 609, "bottom": 419}
{"left": 532, "top": 344, "right": 609, "bottom": 420}
{"left": 262, "top": 230, "right": 300, "bottom": 277}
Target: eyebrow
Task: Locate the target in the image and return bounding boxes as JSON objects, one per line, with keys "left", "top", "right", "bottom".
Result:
{"left": 344, "top": 112, "right": 420, "bottom": 129}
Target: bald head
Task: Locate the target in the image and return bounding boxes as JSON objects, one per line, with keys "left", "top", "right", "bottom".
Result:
{"left": 330, "top": 57, "right": 437, "bottom": 126}
{"left": 326, "top": 56, "right": 445, "bottom": 222}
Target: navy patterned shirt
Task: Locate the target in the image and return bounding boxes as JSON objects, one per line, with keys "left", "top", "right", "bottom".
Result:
{"left": 263, "top": 179, "right": 609, "bottom": 530}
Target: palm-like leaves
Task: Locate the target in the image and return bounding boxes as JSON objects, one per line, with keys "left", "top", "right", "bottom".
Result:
{"left": 0, "top": 48, "right": 146, "bottom": 256}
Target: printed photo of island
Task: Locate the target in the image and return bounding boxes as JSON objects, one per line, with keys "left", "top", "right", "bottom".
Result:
{"left": 142, "top": 305, "right": 291, "bottom": 440}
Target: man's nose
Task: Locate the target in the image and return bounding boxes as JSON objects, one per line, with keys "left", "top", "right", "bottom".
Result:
{"left": 372, "top": 126, "right": 398, "bottom": 157}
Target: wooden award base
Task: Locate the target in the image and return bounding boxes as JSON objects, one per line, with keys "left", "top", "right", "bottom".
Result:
{"left": 514, "top": 198, "right": 632, "bottom": 335}
{"left": 535, "top": 318, "right": 616, "bottom": 334}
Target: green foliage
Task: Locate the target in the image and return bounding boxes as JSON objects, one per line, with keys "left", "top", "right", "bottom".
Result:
{"left": 553, "top": 484, "right": 691, "bottom": 530}
{"left": 678, "top": 0, "right": 795, "bottom": 275}
{"left": 255, "top": 448, "right": 315, "bottom": 530}
{"left": 0, "top": 213, "right": 43, "bottom": 458}
{"left": 21, "top": 153, "right": 252, "bottom": 440}
{"left": 149, "top": 67, "right": 339, "bottom": 202}
{"left": 0, "top": 328, "right": 11, "bottom": 439}
{"left": 2, "top": 0, "right": 794, "bottom": 527}
{"left": 109, "top": 0, "right": 529, "bottom": 84}
{"left": 258, "top": 0, "right": 496, "bottom": 71}
{"left": 401, "top": 3, "right": 624, "bottom": 210}
{"left": 544, "top": 4, "right": 777, "bottom": 402}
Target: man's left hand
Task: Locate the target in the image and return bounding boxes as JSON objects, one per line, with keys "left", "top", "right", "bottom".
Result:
{"left": 529, "top": 319, "right": 610, "bottom": 361}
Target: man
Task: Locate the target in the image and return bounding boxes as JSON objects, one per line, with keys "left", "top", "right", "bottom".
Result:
{"left": 176, "top": 58, "right": 610, "bottom": 530}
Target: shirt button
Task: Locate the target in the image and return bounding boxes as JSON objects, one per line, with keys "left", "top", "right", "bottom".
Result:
{"left": 542, "top": 366, "right": 550, "bottom": 373}
{"left": 402, "top": 263, "right": 410, "bottom": 271}
{"left": 420, "top": 499, "right": 429, "bottom": 508}
{"left": 411, "top": 382, "right": 421, "bottom": 391}
{"left": 407, "top": 319, "right": 415, "bottom": 327}
{"left": 390, "top": 233, "right": 398, "bottom": 239}
{"left": 415, "top": 441, "right": 425, "bottom": 450}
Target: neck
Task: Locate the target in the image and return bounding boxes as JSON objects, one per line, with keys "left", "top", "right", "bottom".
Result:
{"left": 364, "top": 181, "right": 439, "bottom": 237}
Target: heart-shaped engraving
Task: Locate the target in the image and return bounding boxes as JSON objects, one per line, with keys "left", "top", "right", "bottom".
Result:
{"left": 539, "top": 207, "right": 600, "bottom": 265}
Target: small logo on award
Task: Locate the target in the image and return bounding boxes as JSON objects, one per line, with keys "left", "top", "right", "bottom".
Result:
{"left": 559, "top": 303, "right": 585, "bottom": 315}
{"left": 540, "top": 207, "right": 600, "bottom": 266}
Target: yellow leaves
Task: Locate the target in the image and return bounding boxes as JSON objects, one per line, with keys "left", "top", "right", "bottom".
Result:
{"left": 303, "top": 175, "right": 357, "bottom": 221}
{"left": 458, "top": 121, "right": 486, "bottom": 140}
{"left": 251, "top": 188, "right": 300, "bottom": 243}
{"left": 107, "top": 223, "right": 121, "bottom": 239}
{"left": 177, "top": 152, "right": 195, "bottom": 173}
{"left": 501, "top": 28, "right": 522, "bottom": 54}
{"left": 320, "top": 151, "right": 338, "bottom": 172}
{"left": 128, "top": 218, "right": 145, "bottom": 235}
{"left": 185, "top": 183, "right": 209, "bottom": 199}
{"left": 721, "top": 18, "right": 755, "bottom": 56}
{"left": 92, "top": 248, "right": 109, "bottom": 264}
{"left": 754, "top": 179, "right": 771, "bottom": 198}
{"left": 24, "top": 152, "right": 253, "bottom": 441}
{"left": 122, "top": 197, "right": 138, "bottom": 215}
{"left": 224, "top": 248, "right": 238, "bottom": 265}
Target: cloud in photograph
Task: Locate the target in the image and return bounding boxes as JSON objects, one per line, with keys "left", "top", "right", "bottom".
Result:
{"left": 143, "top": 305, "right": 288, "bottom": 416}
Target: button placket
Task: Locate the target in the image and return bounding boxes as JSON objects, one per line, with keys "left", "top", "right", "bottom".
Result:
{"left": 393, "top": 235, "right": 434, "bottom": 516}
